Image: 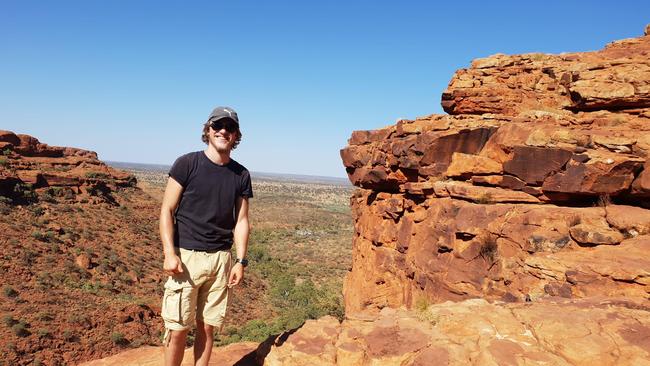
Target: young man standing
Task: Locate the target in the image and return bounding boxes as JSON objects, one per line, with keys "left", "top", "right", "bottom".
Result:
{"left": 159, "top": 106, "right": 252, "bottom": 366}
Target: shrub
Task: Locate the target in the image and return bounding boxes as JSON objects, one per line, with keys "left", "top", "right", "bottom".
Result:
{"left": 3, "top": 286, "right": 18, "bottom": 298}
{"left": 110, "top": 332, "right": 127, "bottom": 345}
{"left": 2, "top": 315, "right": 16, "bottom": 327}
{"left": 476, "top": 192, "right": 494, "bottom": 204}
{"left": 479, "top": 235, "right": 498, "bottom": 264}
{"left": 37, "top": 329, "right": 51, "bottom": 339}
{"left": 13, "top": 183, "right": 37, "bottom": 201}
{"left": 36, "top": 312, "right": 53, "bottom": 322}
{"left": 39, "top": 192, "right": 57, "bottom": 203}
{"left": 0, "top": 156, "right": 6, "bottom": 165}
{"left": 11, "top": 321, "right": 29, "bottom": 337}
{"left": 62, "top": 330, "right": 74, "bottom": 341}
{"left": 30, "top": 206, "right": 45, "bottom": 216}
{"left": 31, "top": 230, "right": 53, "bottom": 242}
{"left": 597, "top": 194, "right": 611, "bottom": 207}
{"left": 85, "top": 172, "right": 109, "bottom": 179}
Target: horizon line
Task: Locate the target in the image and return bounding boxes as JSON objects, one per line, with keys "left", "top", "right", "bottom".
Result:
{"left": 105, "top": 160, "right": 351, "bottom": 182}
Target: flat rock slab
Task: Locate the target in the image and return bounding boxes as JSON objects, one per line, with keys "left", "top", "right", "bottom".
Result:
{"left": 79, "top": 342, "right": 260, "bottom": 366}
{"left": 265, "top": 298, "right": 650, "bottom": 366}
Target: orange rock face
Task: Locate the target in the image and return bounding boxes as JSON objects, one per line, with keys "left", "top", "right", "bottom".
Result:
{"left": 341, "top": 27, "right": 650, "bottom": 315}
{"left": 265, "top": 298, "right": 650, "bottom": 366}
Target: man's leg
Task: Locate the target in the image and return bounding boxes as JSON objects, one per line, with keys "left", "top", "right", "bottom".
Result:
{"left": 164, "top": 328, "right": 189, "bottom": 366}
{"left": 193, "top": 320, "right": 215, "bottom": 366}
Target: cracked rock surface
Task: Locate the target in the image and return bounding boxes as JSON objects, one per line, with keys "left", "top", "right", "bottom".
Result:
{"left": 265, "top": 298, "right": 650, "bottom": 365}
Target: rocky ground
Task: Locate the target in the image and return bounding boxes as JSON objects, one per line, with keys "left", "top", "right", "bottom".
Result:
{"left": 0, "top": 131, "right": 269, "bottom": 365}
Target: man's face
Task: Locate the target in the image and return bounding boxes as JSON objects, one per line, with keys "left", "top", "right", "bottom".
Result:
{"left": 209, "top": 118, "right": 238, "bottom": 153}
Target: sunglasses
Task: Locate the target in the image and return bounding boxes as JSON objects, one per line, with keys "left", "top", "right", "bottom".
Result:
{"left": 210, "top": 119, "right": 239, "bottom": 133}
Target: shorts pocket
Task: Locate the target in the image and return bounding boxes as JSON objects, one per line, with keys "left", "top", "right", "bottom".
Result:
{"left": 162, "top": 280, "right": 189, "bottom": 325}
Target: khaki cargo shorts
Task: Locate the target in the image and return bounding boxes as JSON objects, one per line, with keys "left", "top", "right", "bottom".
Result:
{"left": 161, "top": 248, "right": 231, "bottom": 337}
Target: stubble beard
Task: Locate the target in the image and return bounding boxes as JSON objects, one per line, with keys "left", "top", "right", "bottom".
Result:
{"left": 212, "top": 138, "right": 234, "bottom": 154}
{"left": 215, "top": 144, "right": 232, "bottom": 153}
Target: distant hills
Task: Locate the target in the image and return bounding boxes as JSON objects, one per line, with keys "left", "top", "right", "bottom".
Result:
{"left": 106, "top": 161, "right": 352, "bottom": 186}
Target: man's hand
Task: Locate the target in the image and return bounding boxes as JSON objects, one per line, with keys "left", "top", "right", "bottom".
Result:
{"left": 228, "top": 263, "right": 244, "bottom": 288}
{"left": 163, "top": 254, "right": 183, "bottom": 276}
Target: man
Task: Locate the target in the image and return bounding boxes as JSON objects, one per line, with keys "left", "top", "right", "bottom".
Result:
{"left": 160, "top": 106, "right": 252, "bottom": 366}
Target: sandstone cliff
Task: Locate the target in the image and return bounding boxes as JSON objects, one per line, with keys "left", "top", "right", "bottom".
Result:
{"left": 340, "top": 27, "right": 650, "bottom": 313}
{"left": 262, "top": 26, "right": 650, "bottom": 365}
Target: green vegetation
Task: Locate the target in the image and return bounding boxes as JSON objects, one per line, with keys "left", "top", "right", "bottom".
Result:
{"left": 414, "top": 297, "right": 438, "bottom": 325}
{"left": 31, "top": 230, "right": 55, "bottom": 242}
{"left": 3, "top": 286, "right": 18, "bottom": 298}
{"left": 2, "top": 315, "right": 16, "bottom": 327}
{"left": 37, "top": 329, "right": 52, "bottom": 339}
{"left": 110, "top": 332, "right": 127, "bottom": 345}
{"left": 13, "top": 183, "right": 37, "bottom": 201}
{"left": 62, "top": 330, "right": 75, "bottom": 342}
{"left": 11, "top": 320, "right": 30, "bottom": 337}
{"left": 218, "top": 242, "right": 344, "bottom": 345}
{"left": 85, "top": 171, "right": 110, "bottom": 179}
{"left": 0, "top": 156, "right": 6, "bottom": 165}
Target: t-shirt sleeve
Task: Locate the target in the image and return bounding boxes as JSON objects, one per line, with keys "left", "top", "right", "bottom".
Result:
{"left": 169, "top": 154, "right": 191, "bottom": 187}
{"left": 240, "top": 169, "right": 253, "bottom": 198}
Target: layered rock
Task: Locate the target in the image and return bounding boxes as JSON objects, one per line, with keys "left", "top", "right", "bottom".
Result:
{"left": 340, "top": 27, "right": 650, "bottom": 316}
{"left": 441, "top": 33, "right": 650, "bottom": 115}
{"left": 0, "top": 130, "right": 135, "bottom": 203}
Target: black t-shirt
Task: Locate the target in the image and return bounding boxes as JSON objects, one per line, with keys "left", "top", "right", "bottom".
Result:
{"left": 169, "top": 151, "right": 253, "bottom": 251}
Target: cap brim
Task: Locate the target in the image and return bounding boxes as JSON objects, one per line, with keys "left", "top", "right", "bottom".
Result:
{"left": 208, "top": 116, "right": 239, "bottom": 124}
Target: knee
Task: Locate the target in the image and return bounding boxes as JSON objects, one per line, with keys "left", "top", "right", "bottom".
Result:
{"left": 168, "top": 328, "right": 189, "bottom": 344}
{"left": 196, "top": 321, "right": 215, "bottom": 335}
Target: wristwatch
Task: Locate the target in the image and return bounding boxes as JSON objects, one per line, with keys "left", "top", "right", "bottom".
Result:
{"left": 235, "top": 258, "right": 249, "bottom": 267}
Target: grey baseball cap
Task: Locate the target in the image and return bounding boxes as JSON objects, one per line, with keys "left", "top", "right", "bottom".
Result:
{"left": 207, "top": 106, "right": 239, "bottom": 124}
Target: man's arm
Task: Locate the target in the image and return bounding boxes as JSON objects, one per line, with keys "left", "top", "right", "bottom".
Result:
{"left": 228, "top": 196, "right": 250, "bottom": 287}
{"left": 160, "top": 177, "right": 184, "bottom": 275}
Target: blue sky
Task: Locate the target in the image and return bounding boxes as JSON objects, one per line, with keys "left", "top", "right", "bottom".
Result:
{"left": 1, "top": 1, "right": 648, "bottom": 178}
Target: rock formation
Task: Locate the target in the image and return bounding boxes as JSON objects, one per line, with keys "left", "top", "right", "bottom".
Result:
{"left": 0, "top": 130, "right": 136, "bottom": 204}
{"left": 261, "top": 26, "right": 650, "bottom": 365}
{"left": 340, "top": 27, "right": 650, "bottom": 313}
{"left": 265, "top": 297, "right": 650, "bottom": 366}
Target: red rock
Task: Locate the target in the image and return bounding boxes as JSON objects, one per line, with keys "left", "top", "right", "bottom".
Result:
{"left": 0, "top": 130, "right": 136, "bottom": 201}
{"left": 631, "top": 160, "right": 650, "bottom": 197}
{"left": 0, "top": 130, "right": 21, "bottom": 145}
{"left": 569, "top": 223, "right": 625, "bottom": 246}
{"left": 265, "top": 316, "right": 340, "bottom": 365}
{"left": 445, "top": 152, "right": 502, "bottom": 178}
{"left": 75, "top": 254, "right": 91, "bottom": 269}
{"left": 79, "top": 342, "right": 260, "bottom": 366}
{"left": 605, "top": 204, "right": 650, "bottom": 236}
{"left": 503, "top": 146, "right": 573, "bottom": 185}
{"left": 264, "top": 299, "right": 650, "bottom": 366}
{"left": 442, "top": 33, "right": 650, "bottom": 115}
